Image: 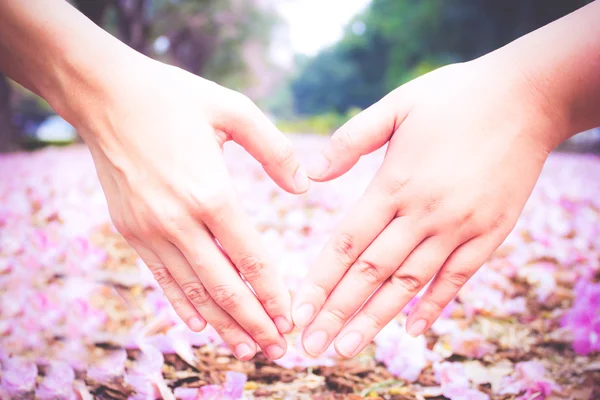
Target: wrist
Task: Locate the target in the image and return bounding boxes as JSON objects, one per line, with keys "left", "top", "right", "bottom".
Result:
{"left": 42, "top": 38, "right": 149, "bottom": 134}
{"left": 475, "top": 49, "right": 572, "bottom": 153}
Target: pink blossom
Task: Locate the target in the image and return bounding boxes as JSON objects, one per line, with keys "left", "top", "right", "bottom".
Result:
{"left": 499, "top": 361, "right": 560, "bottom": 399}
{"left": 199, "top": 385, "right": 223, "bottom": 399}
{"left": 561, "top": 279, "right": 600, "bottom": 355}
{"left": 374, "top": 321, "right": 428, "bottom": 382}
{"left": 35, "top": 361, "right": 76, "bottom": 400}
{"left": 0, "top": 357, "right": 38, "bottom": 397}
{"left": 450, "top": 330, "right": 496, "bottom": 359}
{"left": 87, "top": 349, "right": 127, "bottom": 383}
{"left": 195, "top": 372, "right": 247, "bottom": 400}
{"left": 275, "top": 336, "right": 336, "bottom": 369}
{"left": 223, "top": 371, "right": 247, "bottom": 399}
{"left": 434, "top": 362, "right": 489, "bottom": 400}
{"left": 174, "top": 387, "right": 199, "bottom": 400}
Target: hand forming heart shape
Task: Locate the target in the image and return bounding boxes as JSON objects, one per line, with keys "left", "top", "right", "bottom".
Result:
{"left": 3, "top": 0, "right": 598, "bottom": 362}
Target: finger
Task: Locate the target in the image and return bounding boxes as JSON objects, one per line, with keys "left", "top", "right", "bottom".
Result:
{"left": 202, "top": 194, "right": 293, "bottom": 334}
{"left": 292, "top": 181, "right": 397, "bottom": 329}
{"left": 128, "top": 239, "right": 207, "bottom": 333}
{"left": 171, "top": 221, "right": 288, "bottom": 360}
{"left": 405, "top": 233, "right": 503, "bottom": 335}
{"left": 151, "top": 239, "right": 259, "bottom": 361}
{"left": 333, "top": 237, "right": 453, "bottom": 358}
{"left": 301, "top": 217, "right": 425, "bottom": 356}
{"left": 224, "top": 93, "right": 309, "bottom": 194}
{"left": 307, "top": 84, "right": 415, "bottom": 182}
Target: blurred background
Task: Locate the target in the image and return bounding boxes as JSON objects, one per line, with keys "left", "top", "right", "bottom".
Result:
{"left": 0, "top": 0, "right": 598, "bottom": 153}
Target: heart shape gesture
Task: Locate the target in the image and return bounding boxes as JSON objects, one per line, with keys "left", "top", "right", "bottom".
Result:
{"left": 292, "top": 0, "right": 600, "bottom": 357}
{"left": 1, "top": 0, "right": 599, "bottom": 363}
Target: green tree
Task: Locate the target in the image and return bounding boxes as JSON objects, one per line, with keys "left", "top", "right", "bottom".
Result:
{"left": 290, "top": 0, "right": 592, "bottom": 117}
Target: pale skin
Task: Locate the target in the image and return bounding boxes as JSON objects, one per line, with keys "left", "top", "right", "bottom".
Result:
{"left": 0, "top": 0, "right": 312, "bottom": 361}
{"left": 293, "top": 1, "right": 600, "bottom": 358}
{"left": 1, "top": 0, "right": 599, "bottom": 363}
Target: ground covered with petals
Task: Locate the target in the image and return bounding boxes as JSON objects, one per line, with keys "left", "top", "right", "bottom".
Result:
{"left": 0, "top": 136, "right": 599, "bottom": 399}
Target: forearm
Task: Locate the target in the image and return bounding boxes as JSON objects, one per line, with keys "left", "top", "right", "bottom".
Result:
{"left": 0, "top": 0, "right": 144, "bottom": 129}
{"left": 483, "top": 0, "right": 600, "bottom": 147}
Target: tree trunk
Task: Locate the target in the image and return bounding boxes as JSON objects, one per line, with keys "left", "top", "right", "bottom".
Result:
{"left": 116, "top": 0, "right": 150, "bottom": 54}
{"left": 74, "top": 0, "right": 109, "bottom": 26}
{"left": 0, "top": 73, "right": 19, "bottom": 153}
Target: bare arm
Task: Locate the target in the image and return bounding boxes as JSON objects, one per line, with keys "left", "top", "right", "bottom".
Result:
{"left": 0, "top": 0, "right": 311, "bottom": 360}
{"left": 293, "top": 1, "right": 600, "bottom": 358}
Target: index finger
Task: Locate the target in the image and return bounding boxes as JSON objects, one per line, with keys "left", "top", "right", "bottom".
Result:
{"left": 201, "top": 189, "right": 295, "bottom": 335}
{"left": 292, "top": 179, "right": 398, "bottom": 328}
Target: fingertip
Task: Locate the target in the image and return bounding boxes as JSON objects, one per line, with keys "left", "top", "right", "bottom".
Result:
{"left": 293, "top": 166, "right": 311, "bottom": 193}
{"left": 234, "top": 342, "right": 256, "bottom": 361}
{"left": 274, "top": 316, "right": 293, "bottom": 334}
{"left": 265, "top": 343, "right": 287, "bottom": 360}
{"left": 292, "top": 303, "right": 315, "bottom": 329}
{"left": 188, "top": 316, "right": 207, "bottom": 332}
{"left": 406, "top": 318, "right": 428, "bottom": 338}
{"left": 306, "top": 154, "right": 331, "bottom": 181}
{"left": 334, "top": 331, "right": 363, "bottom": 359}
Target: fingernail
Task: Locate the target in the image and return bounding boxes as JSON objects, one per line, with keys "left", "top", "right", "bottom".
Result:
{"left": 274, "top": 316, "right": 292, "bottom": 334}
{"left": 336, "top": 332, "right": 363, "bottom": 358}
{"left": 294, "top": 166, "right": 310, "bottom": 192}
{"left": 307, "top": 155, "right": 330, "bottom": 179}
{"left": 265, "top": 345, "right": 285, "bottom": 360}
{"left": 293, "top": 304, "right": 315, "bottom": 328}
{"left": 407, "top": 319, "right": 427, "bottom": 337}
{"left": 304, "top": 330, "right": 328, "bottom": 356}
{"left": 234, "top": 343, "right": 253, "bottom": 360}
{"left": 188, "top": 317, "right": 205, "bottom": 331}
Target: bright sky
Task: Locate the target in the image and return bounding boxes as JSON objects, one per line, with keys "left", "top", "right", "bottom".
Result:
{"left": 276, "top": 0, "right": 372, "bottom": 55}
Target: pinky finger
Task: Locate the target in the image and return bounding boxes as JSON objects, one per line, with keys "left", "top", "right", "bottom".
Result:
{"left": 405, "top": 234, "right": 502, "bottom": 335}
{"left": 129, "top": 239, "right": 207, "bottom": 332}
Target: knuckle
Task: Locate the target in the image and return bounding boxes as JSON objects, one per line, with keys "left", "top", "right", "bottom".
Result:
{"left": 151, "top": 267, "right": 175, "bottom": 288}
{"left": 468, "top": 210, "right": 509, "bottom": 235}
{"left": 233, "top": 92, "right": 254, "bottom": 109}
{"left": 156, "top": 209, "right": 188, "bottom": 237}
{"left": 271, "top": 139, "right": 295, "bottom": 166}
{"left": 324, "top": 307, "right": 351, "bottom": 325}
{"left": 390, "top": 272, "right": 423, "bottom": 293}
{"left": 452, "top": 209, "right": 475, "bottom": 226}
{"left": 331, "top": 129, "right": 354, "bottom": 151}
{"left": 440, "top": 207, "right": 477, "bottom": 236}
{"left": 116, "top": 218, "right": 141, "bottom": 241}
{"left": 258, "top": 291, "right": 280, "bottom": 313}
{"left": 423, "top": 195, "right": 443, "bottom": 215}
{"left": 380, "top": 177, "right": 411, "bottom": 199}
{"left": 440, "top": 270, "right": 470, "bottom": 291}
{"left": 213, "top": 319, "right": 238, "bottom": 338}
{"left": 489, "top": 211, "right": 509, "bottom": 232}
{"left": 181, "top": 282, "right": 211, "bottom": 307}
{"left": 112, "top": 218, "right": 131, "bottom": 237}
{"left": 421, "top": 294, "right": 449, "bottom": 314}
{"left": 355, "top": 259, "right": 384, "bottom": 284}
{"left": 195, "top": 190, "right": 232, "bottom": 218}
{"left": 237, "top": 254, "right": 266, "bottom": 281}
{"left": 246, "top": 324, "right": 270, "bottom": 342}
{"left": 212, "top": 285, "right": 240, "bottom": 311}
{"left": 311, "top": 279, "right": 331, "bottom": 301}
{"left": 363, "top": 310, "right": 386, "bottom": 331}
{"left": 168, "top": 296, "right": 189, "bottom": 313}
{"left": 333, "top": 233, "right": 357, "bottom": 264}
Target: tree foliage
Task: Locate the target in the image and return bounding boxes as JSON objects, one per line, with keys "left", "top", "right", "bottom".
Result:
{"left": 290, "top": 0, "right": 592, "bottom": 116}
{"left": 1, "top": 0, "right": 279, "bottom": 151}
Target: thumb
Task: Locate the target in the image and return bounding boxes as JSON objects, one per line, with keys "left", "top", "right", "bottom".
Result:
{"left": 307, "top": 85, "right": 414, "bottom": 182}
{"left": 223, "top": 93, "right": 310, "bottom": 194}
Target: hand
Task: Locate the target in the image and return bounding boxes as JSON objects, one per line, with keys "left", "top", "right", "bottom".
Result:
{"left": 77, "top": 57, "right": 310, "bottom": 360}
{"left": 292, "top": 58, "right": 562, "bottom": 358}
